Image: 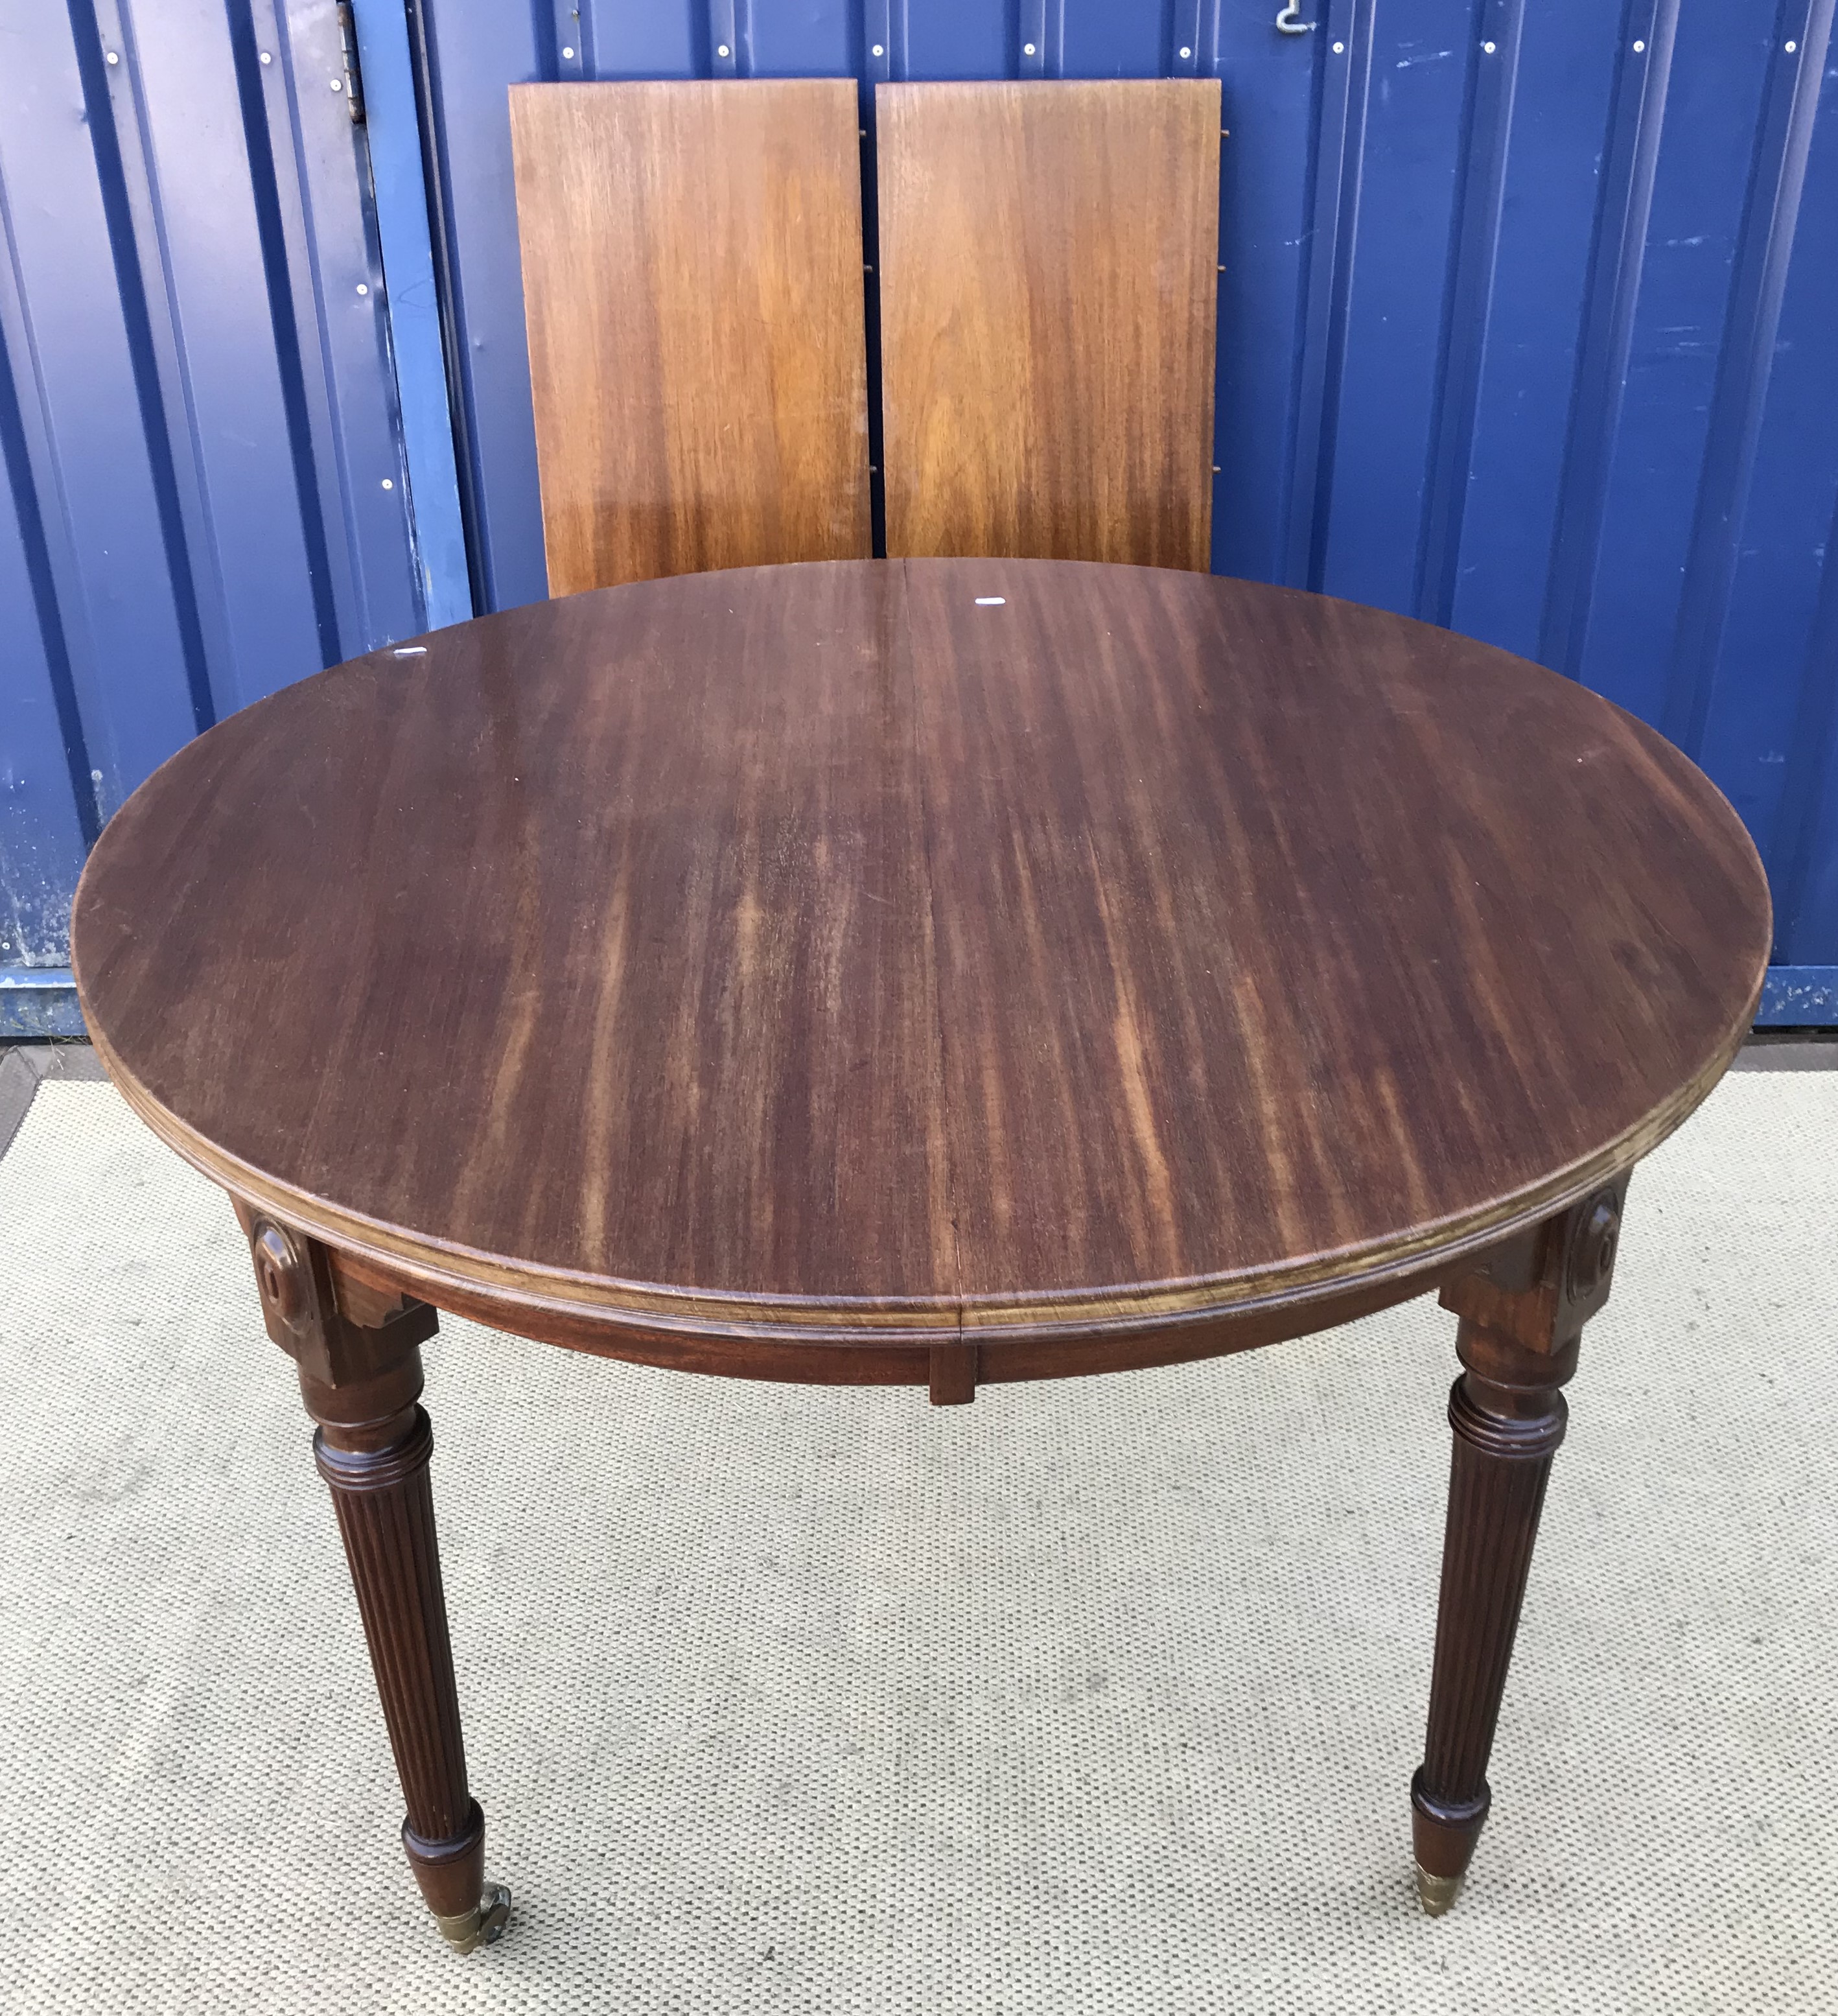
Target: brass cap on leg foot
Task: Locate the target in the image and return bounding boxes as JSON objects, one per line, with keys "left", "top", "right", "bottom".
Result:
{"left": 434, "top": 1881, "right": 511, "bottom": 1954}
{"left": 1410, "top": 1768, "right": 1485, "bottom": 1916}
{"left": 1415, "top": 1863, "right": 1464, "bottom": 1917}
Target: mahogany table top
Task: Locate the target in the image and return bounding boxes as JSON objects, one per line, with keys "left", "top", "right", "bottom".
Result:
{"left": 72, "top": 559, "right": 1770, "bottom": 1357}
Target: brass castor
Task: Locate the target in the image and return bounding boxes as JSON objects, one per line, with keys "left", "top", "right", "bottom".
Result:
{"left": 1415, "top": 1864, "right": 1465, "bottom": 1917}
{"left": 435, "top": 1881, "right": 512, "bottom": 1954}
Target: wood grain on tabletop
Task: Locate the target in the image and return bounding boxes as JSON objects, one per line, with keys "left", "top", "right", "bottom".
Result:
{"left": 876, "top": 80, "right": 1220, "bottom": 570}
{"left": 71, "top": 561, "right": 1770, "bottom": 1345}
{"left": 509, "top": 80, "right": 870, "bottom": 594}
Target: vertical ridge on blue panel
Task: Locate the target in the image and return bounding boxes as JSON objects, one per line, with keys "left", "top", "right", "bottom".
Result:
{"left": 1664, "top": 0, "right": 1832, "bottom": 757}
{"left": 111, "top": 0, "right": 340, "bottom": 702}
{"left": 1769, "top": 493, "right": 1838, "bottom": 960}
{"left": 0, "top": 333, "right": 97, "bottom": 858}
{"left": 1018, "top": 1, "right": 1047, "bottom": 78}
{"left": 1211, "top": 0, "right": 1312, "bottom": 583}
{"left": 708, "top": 0, "right": 741, "bottom": 75}
{"left": 864, "top": 0, "right": 894, "bottom": 80}
{"left": 68, "top": 3, "right": 216, "bottom": 738}
{"left": 401, "top": 0, "right": 489, "bottom": 613}
{"left": 1169, "top": 1, "right": 1203, "bottom": 76}
{"left": 95, "top": 0, "right": 244, "bottom": 715}
{"left": 1541, "top": 0, "right": 1677, "bottom": 681}
{"left": 0, "top": 5, "right": 202, "bottom": 807}
{"left": 354, "top": 0, "right": 474, "bottom": 628}
{"left": 858, "top": 31, "right": 888, "bottom": 552}
{"left": 403, "top": 1, "right": 552, "bottom": 611}
{"left": 1285, "top": 0, "right": 1369, "bottom": 590}
{"left": 250, "top": 0, "right": 373, "bottom": 650}
{"left": 550, "top": 0, "right": 586, "bottom": 78}
{"left": 1417, "top": 0, "right": 1522, "bottom": 629}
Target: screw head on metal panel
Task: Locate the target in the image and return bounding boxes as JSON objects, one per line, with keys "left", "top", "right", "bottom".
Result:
{"left": 106, "top": 50, "right": 120, "bottom": 64}
{"left": 1332, "top": 40, "right": 1345, "bottom": 53}
{"left": 1179, "top": 45, "right": 1192, "bottom": 58}
{"left": 873, "top": 43, "right": 885, "bottom": 56}
{"left": 1786, "top": 40, "right": 1797, "bottom": 51}
{"left": 1633, "top": 38, "right": 1646, "bottom": 51}
{"left": 260, "top": 51, "right": 273, "bottom": 64}
{"left": 1482, "top": 40, "right": 1496, "bottom": 52}
{"left": 356, "top": 283, "right": 369, "bottom": 296}
{"left": 1023, "top": 43, "right": 1036, "bottom": 55}
{"left": 330, "top": 77, "right": 343, "bottom": 90}
{"left": 562, "top": 45, "right": 575, "bottom": 58}
{"left": 382, "top": 478, "right": 395, "bottom": 491}
{"left": 716, "top": 43, "right": 729, "bottom": 56}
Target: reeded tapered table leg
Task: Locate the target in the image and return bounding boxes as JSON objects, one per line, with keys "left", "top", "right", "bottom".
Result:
{"left": 303, "top": 1358, "right": 509, "bottom": 1949}
{"left": 1413, "top": 1178, "right": 1627, "bottom": 1915}
{"left": 237, "top": 1205, "right": 509, "bottom": 1951}
{"left": 1411, "top": 1315, "right": 1574, "bottom": 1912}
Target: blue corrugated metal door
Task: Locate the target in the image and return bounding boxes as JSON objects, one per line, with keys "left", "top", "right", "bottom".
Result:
{"left": 407, "top": 0, "right": 1838, "bottom": 1023}
{"left": 0, "top": 0, "right": 466, "bottom": 1034}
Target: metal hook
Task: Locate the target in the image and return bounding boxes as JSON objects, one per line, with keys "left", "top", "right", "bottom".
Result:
{"left": 1275, "top": 3, "right": 1312, "bottom": 32}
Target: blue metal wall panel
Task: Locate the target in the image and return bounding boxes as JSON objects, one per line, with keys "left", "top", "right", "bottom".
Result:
{"left": 0, "top": 970, "right": 82, "bottom": 1039}
{"left": 255, "top": 0, "right": 426, "bottom": 649}
{"left": 0, "top": 450, "right": 89, "bottom": 970}
{"left": 0, "top": 7, "right": 207, "bottom": 818}
{"left": 1210, "top": 12, "right": 1314, "bottom": 587}
{"left": 355, "top": 0, "right": 475, "bottom": 627}
{"left": 1059, "top": 0, "right": 1165, "bottom": 78}
{"left": 1762, "top": 967, "right": 1838, "bottom": 1022}
{"left": 97, "top": 0, "right": 327, "bottom": 718}
{"left": 750, "top": 0, "right": 853, "bottom": 76}
{"left": 5, "top": 0, "right": 1837, "bottom": 1023}
{"left": 1688, "top": 14, "right": 1838, "bottom": 895}
{"left": 1318, "top": 0, "right": 1484, "bottom": 609}
{"left": 579, "top": 0, "right": 697, "bottom": 79}
{"left": 1576, "top": 10, "right": 1776, "bottom": 727}
{"left": 410, "top": 1, "right": 550, "bottom": 611}
{"left": 0, "top": 0, "right": 460, "bottom": 1014}
{"left": 1447, "top": 0, "right": 1622, "bottom": 655}
{"left": 904, "top": 3, "right": 1010, "bottom": 80}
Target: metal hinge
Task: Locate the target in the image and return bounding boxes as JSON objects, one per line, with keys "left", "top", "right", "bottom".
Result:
{"left": 336, "top": 1, "right": 365, "bottom": 123}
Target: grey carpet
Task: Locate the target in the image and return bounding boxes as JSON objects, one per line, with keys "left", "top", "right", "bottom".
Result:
{"left": 1, "top": 1075, "right": 1832, "bottom": 2015}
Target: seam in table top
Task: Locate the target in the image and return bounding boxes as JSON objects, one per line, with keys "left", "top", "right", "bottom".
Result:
{"left": 900, "top": 557, "right": 969, "bottom": 1348}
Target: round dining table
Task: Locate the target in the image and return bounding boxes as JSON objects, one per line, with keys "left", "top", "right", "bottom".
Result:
{"left": 71, "top": 557, "right": 1771, "bottom": 1950}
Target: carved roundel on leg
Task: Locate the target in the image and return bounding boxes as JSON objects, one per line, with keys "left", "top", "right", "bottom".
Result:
{"left": 1566, "top": 1187, "right": 1622, "bottom": 1304}
{"left": 250, "top": 1217, "right": 307, "bottom": 1328}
